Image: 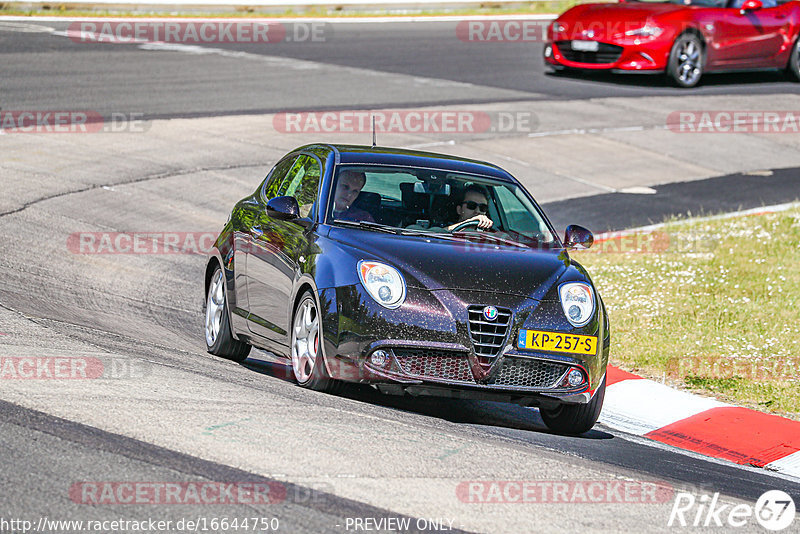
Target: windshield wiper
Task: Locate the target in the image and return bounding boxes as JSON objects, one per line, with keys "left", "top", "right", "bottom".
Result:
{"left": 451, "top": 231, "right": 531, "bottom": 249}
{"left": 398, "top": 228, "right": 462, "bottom": 241}
{"left": 333, "top": 220, "right": 401, "bottom": 234}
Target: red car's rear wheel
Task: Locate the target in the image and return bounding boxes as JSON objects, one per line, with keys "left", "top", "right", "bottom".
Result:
{"left": 787, "top": 36, "right": 800, "bottom": 81}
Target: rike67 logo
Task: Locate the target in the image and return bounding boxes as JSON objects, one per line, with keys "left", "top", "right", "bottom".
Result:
{"left": 668, "top": 490, "right": 795, "bottom": 531}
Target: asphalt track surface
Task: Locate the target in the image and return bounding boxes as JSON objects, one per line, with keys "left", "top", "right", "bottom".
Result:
{"left": 544, "top": 168, "right": 800, "bottom": 232}
{"left": 2, "top": 16, "right": 800, "bottom": 534}
{"left": 2, "top": 20, "right": 800, "bottom": 118}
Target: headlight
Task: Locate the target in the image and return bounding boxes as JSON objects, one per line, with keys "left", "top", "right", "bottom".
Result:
{"left": 358, "top": 261, "right": 406, "bottom": 309}
{"left": 624, "top": 24, "right": 663, "bottom": 38}
{"left": 559, "top": 282, "right": 595, "bottom": 327}
{"left": 552, "top": 22, "right": 566, "bottom": 33}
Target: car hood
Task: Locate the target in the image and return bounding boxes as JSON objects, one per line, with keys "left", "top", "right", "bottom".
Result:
{"left": 558, "top": 2, "right": 687, "bottom": 38}
{"left": 327, "top": 228, "right": 581, "bottom": 300}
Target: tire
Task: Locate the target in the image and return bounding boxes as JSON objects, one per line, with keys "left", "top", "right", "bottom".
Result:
{"left": 291, "top": 290, "right": 336, "bottom": 392}
{"left": 667, "top": 33, "right": 704, "bottom": 88}
{"left": 540, "top": 375, "right": 606, "bottom": 435}
{"left": 204, "top": 266, "right": 251, "bottom": 362}
{"left": 786, "top": 36, "right": 800, "bottom": 81}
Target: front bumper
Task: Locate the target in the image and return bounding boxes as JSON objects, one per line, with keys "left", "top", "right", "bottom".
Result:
{"left": 544, "top": 39, "right": 666, "bottom": 72}
{"left": 317, "top": 284, "right": 609, "bottom": 405}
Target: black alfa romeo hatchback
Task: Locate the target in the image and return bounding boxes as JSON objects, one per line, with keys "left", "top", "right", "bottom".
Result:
{"left": 204, "top": 144, "right": 610, "bottom": 434}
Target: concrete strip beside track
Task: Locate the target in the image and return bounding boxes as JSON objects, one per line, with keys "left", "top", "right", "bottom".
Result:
{"left": 4, "top": 95, "right": 800, "bottom": 216}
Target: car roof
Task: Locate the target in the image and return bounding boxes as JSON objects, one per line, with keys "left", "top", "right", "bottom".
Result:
{"left": 302, "top": 144, "right": 517, "bottom": 182}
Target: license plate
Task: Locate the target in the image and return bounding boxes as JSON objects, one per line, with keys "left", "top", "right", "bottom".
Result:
{"left": 571, "top": 40, "right": 599, "bottom": 52}
{"left": 517, "top": 329, "right": 597, "bottom": 355}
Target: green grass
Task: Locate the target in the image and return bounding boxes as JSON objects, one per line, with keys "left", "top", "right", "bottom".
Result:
{"left": 572, "top": 205, "right": 800, "bottom": 420}
{"left": 0, "top": 0, "right": 596, "bottom": 17}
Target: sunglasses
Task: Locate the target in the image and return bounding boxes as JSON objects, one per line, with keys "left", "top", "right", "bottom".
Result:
{"left": 462, "top": 200, "right": 488, "bottom": 213}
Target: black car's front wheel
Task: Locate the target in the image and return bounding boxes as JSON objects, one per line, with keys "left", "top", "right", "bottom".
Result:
{"left": 205, "top": 266, "right": 251, "bottom": 362}
{"left": 540, "top": 375, "right": 606, "bottom": 435}
{"left": 291, "top": 290, "right": 335, "bottom": 391}
{"left": 667, "top": 33, "right": 704, "bottom": 88}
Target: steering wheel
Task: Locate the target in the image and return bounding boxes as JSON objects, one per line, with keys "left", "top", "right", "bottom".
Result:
{"left": 450, "top": 219, "right": 495, "bottom": 233}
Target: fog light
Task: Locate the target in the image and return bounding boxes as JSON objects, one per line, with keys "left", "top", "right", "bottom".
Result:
{"left": 370, "top": 350, "right": 389, "bottom": 368}
{"left": 567, "top": 368, "right": 584, "bottom": 387}
{"left": 544, "top": 45, "right": 552, "bottom": 58}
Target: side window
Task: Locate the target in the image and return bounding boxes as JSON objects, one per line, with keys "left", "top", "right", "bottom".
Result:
{"left": 262, "top": 156, "right": 298, "bottom": 201}
{"left": 494, "top": 186, "right": 552, "bottom": 241}
{"left": 277, "top": 154, "right": 321, "bottom": 217}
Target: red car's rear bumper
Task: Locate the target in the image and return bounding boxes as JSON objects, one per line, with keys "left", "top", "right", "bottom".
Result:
{"left": 544, "top": 40, "right": 668, "bottom": 72}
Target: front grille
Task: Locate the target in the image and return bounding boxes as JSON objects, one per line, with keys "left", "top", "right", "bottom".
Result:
{"left": 393, "top": 348, "right": 475, "bottom": 383}
{"left": 493, "top": 358, "right": 568, "bottom": 389}
{"left": 556, "top": 41, "right": 623, "bottom": 64}
{"left": 468, "top": 306, "right": 512, "bottom": 359}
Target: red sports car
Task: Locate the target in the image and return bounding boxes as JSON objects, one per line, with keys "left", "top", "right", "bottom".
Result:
{"left": 544, "top": 0, "right": 800, "bottom": 87}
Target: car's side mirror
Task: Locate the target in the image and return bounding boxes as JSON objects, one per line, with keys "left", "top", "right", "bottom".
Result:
{"left": 740, "top": 0, "right": 762, "bottom": 13}
{"left": 564, "top": 224, "right": 594, "bottom": 249}
{"left": 266, "top": 196, "right": 300, "bottom": 220}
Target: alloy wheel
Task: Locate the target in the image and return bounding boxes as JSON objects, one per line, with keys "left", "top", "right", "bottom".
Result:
{"left": 677, "top": 39, "right": 701, "bottom": 86}
{"left": 292, "top": 297, "right": 320, "bottom": 383}
{"left": 205, "top": 270, "right": 225, "bottom": 347}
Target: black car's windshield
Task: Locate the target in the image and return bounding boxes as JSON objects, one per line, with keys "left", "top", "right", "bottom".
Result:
{"left": 327, "top": 164, "right": 556, "bottom": 248}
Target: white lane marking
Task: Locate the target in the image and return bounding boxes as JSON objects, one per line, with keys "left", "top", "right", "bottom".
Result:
{"left": 618, "top": 186, "right": 657, "bottom": 195}
{"left": 137, "top": 41, "right": 317, "bottom": 67}
{"left": 555, "top": 171, "right": 617, "bottom": 193}
{"left": 0, "top": 14, "right": 558, "bottom": 23}
{"left": 406, "top": 140, "right": 456, "bottom": 148}
{"left": 0, "top": 21, "right": 56, "bottom": 32}
{"left": 595, "top": 200, "right": 800, "bottom": 241}
{"left": 408, "top": 140, "right": 619, "bottom": 194}
{"left": 137, "top": 42, "right": 476, "bottom": 86}
{"left": 528, "top": 125, "right": 657, "bottom": 138}
{"left": 766, "top": 451, "right": 800, "bottom": 480}
{"left": 46, "top": 29, "right": 480, "bottom": 87}
{"left": 600, "top": 379, "right": 729, "bottom": 436}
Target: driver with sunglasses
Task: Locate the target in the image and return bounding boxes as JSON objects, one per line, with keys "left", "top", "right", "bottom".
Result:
{"left": 447, "top": 184, "right": 494, "bottom": 231}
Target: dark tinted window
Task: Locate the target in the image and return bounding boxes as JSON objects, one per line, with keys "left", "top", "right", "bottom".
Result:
{"left": 262, "top": 156, "right": 298, "bottom": 201}
{"left": 277, "top": 155, "right": 321, "bottom": 218}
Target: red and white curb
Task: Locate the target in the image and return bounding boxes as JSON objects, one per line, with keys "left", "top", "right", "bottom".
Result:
{"left": 600, "top": 366, "right": 800, "bottom": 479}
